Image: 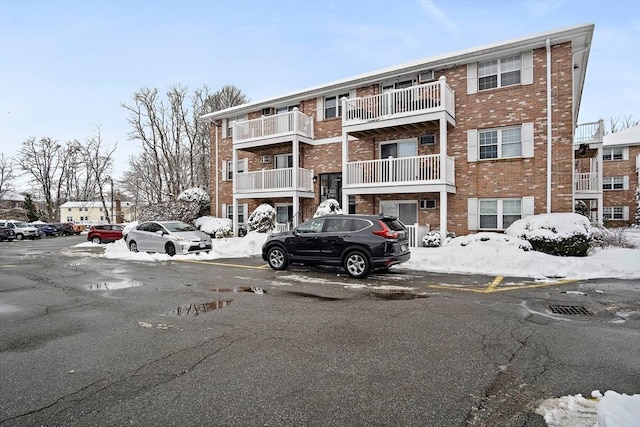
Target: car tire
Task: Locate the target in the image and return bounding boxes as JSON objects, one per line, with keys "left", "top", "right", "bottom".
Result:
{"left": 91, "top": 237, "right": 102, "bottom": 244}
{"left": 129, "top": 240, "right": 139, "bottom": 252}
{"left": 343, "top": 250, "right": 371, "bottom": 279}
{"left": 15, "top": 233, "right": 24, "bottom": 241}
{"left": 165, "top": 242, "right": 177, "bottom": 257}
{"left": 266, "top": 246, "right": 289, "bottom": 270}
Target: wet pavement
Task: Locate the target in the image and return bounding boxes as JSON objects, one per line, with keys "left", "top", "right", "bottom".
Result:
{"left": 0, "top": 236, "right": 638, "bottom": 426}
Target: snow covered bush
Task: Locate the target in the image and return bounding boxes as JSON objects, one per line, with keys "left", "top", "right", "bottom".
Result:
{"left": 422, "top": 230, "right": 456, "bottom": 247}
{"left": 446, "top": 232, "right": 532, "bottom": 251}
{"left": 195, "top": 216, "right": 233, "bottom": 238}
{"left": 590, "top": 223, "right": 636, "bottom": 249}
{"left": 505, "top": 213, "right": 593, "bottom": 257}
{"left": 177, "top": 188, "right": 210, "bottom": 216}
{"left": 314, "top": 199, "right": 344, "bottom": 217}
{"left": 574, "top": 200, "right": 590, "bottom": 218}
{"left": 138, "top": 200, "right": 200, "bottom": 223}
{"left": 247, "top": 204, "right": 276, "bottom": 233}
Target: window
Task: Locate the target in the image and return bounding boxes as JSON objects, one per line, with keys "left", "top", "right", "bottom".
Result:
{"left": 324, "top": 93, "right": 349, "bottom": 119}
{"left": 479, "top": 199, "right": 522, "bottom": 230}
{"left": 320, "top": 173, "right": 342, "bottom": 203}
{"left": 296, "top": 218, "right": 324, "bottom": 234}
{"left": 226, "top": 205, "right": 246, "bottom": 224}
{"left": 226, "top": 116, "right": 245, "bottom": 137}
{"left": 479, "top": 127, "right": 522, "bottom": 160}
{"left": 68, "top": 208, "right": 71, "bottom": 212}
{"left": 226, "top": 159, "right": 246, "bottom": 180}
{"left": 66, "top": 216, "right": 73, "bottom": 222}
{"left": 420, "top": 134, "right": 436, "bottom": 145}
{"left": 380, "top": 201, "right": 418, "bottom": 226}
{"left": 603, "top": 147, "right": 623, "bottom": 161}
{"left": 274, "top": 153, "right": 293, "bottom": 169}
{"left": 478, "top": 54, "right": 521, "bottom": 90}
{"left": 276, "top": 205, "right": 293, "bottom": 224}
{"left": 420, "top": 199, "right": 437, "bottom": 209}
{"left": 603, "top": 207, "right": 624, "bottom": 220}
{"left": 603, "top": 176, "right": 624, "bottom": 190}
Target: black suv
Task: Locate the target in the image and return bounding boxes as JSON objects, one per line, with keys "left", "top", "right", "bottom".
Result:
{"left": 262, "top": 214, "right": 410, "bottom": 278}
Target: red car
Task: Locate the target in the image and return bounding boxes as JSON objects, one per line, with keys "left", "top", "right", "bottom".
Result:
{"left": 87, "top": 225, "right": 124, "bottom": 244}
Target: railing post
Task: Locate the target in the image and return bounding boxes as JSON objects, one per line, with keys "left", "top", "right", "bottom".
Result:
{"left": 293, "top": 108, "right": 299, "bottom": 133}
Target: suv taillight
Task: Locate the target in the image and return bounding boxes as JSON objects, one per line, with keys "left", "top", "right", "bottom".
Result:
{"left": 372, "top": 220, "right": 399, "bottom": 239}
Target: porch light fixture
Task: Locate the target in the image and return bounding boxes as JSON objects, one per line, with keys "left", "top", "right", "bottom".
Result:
{"left": 313, "top": 175, "right": 318, "bottom": 184}
{"left": 578, "top": 144, "right": 587, "bottom": 155}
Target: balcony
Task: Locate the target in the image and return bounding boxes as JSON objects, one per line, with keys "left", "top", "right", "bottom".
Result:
{"left": 344, "top": 154, "right": 455, "bottom": 193}
{"left": 574, "top": 172, "right": 599, "bottom": 193}
{"left": 235, "top": 167, "right": 314, "bottom": 195}
{"left": 233, "top": 109, "right": 314, "bottom": 147}
{"left": 342, "top": 78, "right": 456, "bottom": 132}
{"left": 574, "top": 120, "right": 604, "bottom": 145}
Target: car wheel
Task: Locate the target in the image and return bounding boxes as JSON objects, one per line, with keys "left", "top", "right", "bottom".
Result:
{"left": 91, "top": 236, "right": 102, "bottom": 244}
{"left": 267, "top": 246, "right": 289, "bottom": 270}
{"left": 343, "top": 250, "right": 371, "bottom": 279}
{"left": 15, "top": 233, "right": 24, "bottom": 241}
{"left": 129, "top": 240, "right": 139, "bottom": 252}
{"left": 165, "top": 242, "right": 177, "bottom": 257}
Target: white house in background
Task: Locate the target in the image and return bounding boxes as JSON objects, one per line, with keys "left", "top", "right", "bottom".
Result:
{"left": 59, "top": 200, "right": 135, "bottom": 224}
{"left": 601, "top": 125, "right": 640, "bottom": 224}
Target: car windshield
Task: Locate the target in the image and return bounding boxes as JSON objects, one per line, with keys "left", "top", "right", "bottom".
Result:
{"left": 14, "top": 222, "right": 28, "bottom": 228}
{"left": 162, "top": 222, "right": 196, "bottom": 232}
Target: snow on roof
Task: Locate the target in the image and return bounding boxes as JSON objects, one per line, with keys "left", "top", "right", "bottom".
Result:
{"left": 60, "top": 201, "right": 112, "bottom": 208}
{"left": 0, "top": 192, "right": 25, "bottom": 202}
{"left": 603, "top": 124, "right": 640, "bottom": 147}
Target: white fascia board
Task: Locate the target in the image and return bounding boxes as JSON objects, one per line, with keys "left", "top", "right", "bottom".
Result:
{"left": 199, "top": 23, "right": 594, "bottom": 123}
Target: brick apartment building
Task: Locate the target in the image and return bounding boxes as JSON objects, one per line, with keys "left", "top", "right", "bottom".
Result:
{"left": 601, "top": 125, "right": 640, "bottom": 224}
{"left": 200, "top": 24, "right": 604, "bottom": 245}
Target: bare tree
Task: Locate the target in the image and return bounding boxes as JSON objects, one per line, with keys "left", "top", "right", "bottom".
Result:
{"left": 120, "top": 84, "right": 248, "bottom": 206}
{"left": 606, "top": 115, "right": 639, "bottom": 134}
{"left": 0, "top": 153, "right": 16, "bottom": 201}
{"left": 16, "top": 137, "right": 77, "bottom": 221}
{"left": 84, "top": 127, "right": 116, "bottom": 223}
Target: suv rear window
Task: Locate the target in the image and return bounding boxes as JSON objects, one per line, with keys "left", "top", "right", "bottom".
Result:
{"left": 380, "top": 218, "right": 406, "bottom": 231}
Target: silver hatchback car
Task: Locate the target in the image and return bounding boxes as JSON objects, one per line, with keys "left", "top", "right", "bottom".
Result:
{"left": 126, "top": 221, "right": 212, "bottom": 256}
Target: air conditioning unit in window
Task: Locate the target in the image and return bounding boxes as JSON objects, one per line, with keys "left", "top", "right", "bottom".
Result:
{"left": 418, "top": 69, "right": 435, "bottom": 83}
{"left": 260, "top": 155, "right": 272, "bottom": 164}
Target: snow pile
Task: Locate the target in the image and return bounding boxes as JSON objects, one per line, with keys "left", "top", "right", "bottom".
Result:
{"left": 506, "top": 213, "right": 593, "bottom": 256}
{"left": 536, "top": 390, "right": 640, "bottom": 427}
{"left": 446, "top": 232, "right": 531, "bottom": 251}
{"left": 177, "top": 187, "right": 210, "bottom": 215}
{"left": 314, "top": 199, "right": 344, "bottom": 217}
{"left": 248, "top": 204, "right": 276, "bottom": 233}
{"left": 195, "top": 216, "right": 232, "bottom": 237}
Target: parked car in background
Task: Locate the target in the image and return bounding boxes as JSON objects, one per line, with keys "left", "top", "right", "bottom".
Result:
{"left": 87, "top": 225, "right": 124, "bottom": 244}
{"left": 0, "top": 226, "right": 16, "bottom": 241}
{"left": 262, "top": 214, "right": 411, "bottom": 278}
{"left": 51, "top": 223, "right": 75, "bottom": 236}
{"left": 33, "top": 223, "right": 58, "bottom": 237}
{"left": 73, "top": 224, "right": 86, "bottom": 234}
{"left": 126, "top": 221, "right": 212, "bottom": 256}
{"left": 0, "top": 220, "right": 40, "bottom": 240}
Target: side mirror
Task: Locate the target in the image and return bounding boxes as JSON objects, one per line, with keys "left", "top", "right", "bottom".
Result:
{"left": 155, "top": 230, "right": 164, "bottom": 235}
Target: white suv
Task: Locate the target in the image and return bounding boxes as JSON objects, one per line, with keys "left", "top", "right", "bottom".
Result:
{"left": 0, "top": 220, "right": 40, "bottom": 240}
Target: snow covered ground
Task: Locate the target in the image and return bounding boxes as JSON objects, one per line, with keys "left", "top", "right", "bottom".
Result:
{"left": 76, "top": 227, "right": 640, "bottom": 425}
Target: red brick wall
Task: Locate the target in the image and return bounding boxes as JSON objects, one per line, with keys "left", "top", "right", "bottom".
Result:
{"left": 603, "top": 145, "right": 640, "bottom": 224}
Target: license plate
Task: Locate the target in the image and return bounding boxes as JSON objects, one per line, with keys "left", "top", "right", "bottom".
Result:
{"left": 401, "top": 244, "right": 408, "bottom": 251}
{"left": 199, "top": 242, "right": 206, "bottom": 248}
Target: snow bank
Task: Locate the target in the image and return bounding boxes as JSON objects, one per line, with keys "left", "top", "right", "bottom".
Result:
{"left": 506, "top": 213, "right": 592, "bottom": 240}
{"left": 195, "top": 216, "right": 232, "bottom": 235}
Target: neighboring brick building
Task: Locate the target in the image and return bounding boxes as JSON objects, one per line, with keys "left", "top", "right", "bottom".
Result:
{"left": 200, "top": 24, "right": 602, "bottom": 245}
{"left": 601, "top": 125, "right": 640, "bottom": 225}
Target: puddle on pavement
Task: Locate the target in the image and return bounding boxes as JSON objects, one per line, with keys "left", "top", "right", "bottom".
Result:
{"left": 366, "top": 292, "right": 429, "bottom": 300}
{"left": 87, "top": 280, "right": 144, "bottom": 290}
{"left": 284, "top": 291, "right": 344, "bottom": 301}
{"left": 171, "top": 300, "right": 232, "bottom": 316}
{"left": 210, "top": 286, "right": 266, "bottom": 294}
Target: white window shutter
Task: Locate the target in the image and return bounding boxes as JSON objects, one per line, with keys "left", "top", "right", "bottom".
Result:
{"left": 623, "top": 147, "right": 629, "bottom": 161}
{"left": 467, "top": 129, "right": 478, "bottom": 162}
{"left": 316, "top": 97, "right": 324, "bottom": 121}
{"left": 222, "top": 203, "right": 227, "bottom": 218}
{"left": 623, "top": 175, "right": 629, "bottom": 190}
{"left": 623, "top": 206, "right": 630, "bottom": 221}
{"left": 522, "top": 196, "right": 535, "bottom": 217}
{"left": 243, "top": 203, "right": 248, "bottom": 223}
{"left": 468, "top": 198, "right": 478, "bottom": 230}
{"left": 522, "top": 51, "right": 534, "bottom": 85}
{"left": 522, "top": 123, "right": 534, "bottom": 158}
{"left": 241, "top": 158, "right": 248, "bottom": 173}
{"left": 221, "top": 160, "right": 228, "bottom": 182}
{"left": 222, "top": 119, "right": 229, "bottom": 138}
{"left": 467, "top": 63, "right": 478, "bottom": 95}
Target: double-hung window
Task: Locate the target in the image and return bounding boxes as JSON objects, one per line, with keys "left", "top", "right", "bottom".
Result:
{"left": 478, "top": 54, "right": 521, "bottom": 91}
{"left": 479, "top": 199, "right": 522, "bottom": 230}
{"left": 226, "top": 159, "right": 246, "bottom": 180}
{"left": 603, "top": 147, "right": 623, "bottom": 161}
{"left": 324, "top": 93, "right": 349, "bottom": 119}
{"left": 479, "top": 127, "right": 522, "bottom": 160}
{"left": 603, "top": 207, "right": 624, "bottom": 220}
{"left": 603, "top": 176, "right": 624, "bottom": 190}
{"left": 226, "top": 205, "right": 246, "bottom": 224}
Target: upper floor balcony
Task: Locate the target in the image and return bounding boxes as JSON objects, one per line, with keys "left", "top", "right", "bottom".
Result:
{"left": 342, "top": 77, "right": 456, "bottom": 133}
{"left": 344, "top": 154, "right": 455, "bottom": 194}
{"left": 235, "top": 167, "right": 314, "bottom": 196}
{"left": 574, "top": 120, "right": 604, "bottom": 146}
{"left": 233, "top": 109, "right": 314, "bottom": 148}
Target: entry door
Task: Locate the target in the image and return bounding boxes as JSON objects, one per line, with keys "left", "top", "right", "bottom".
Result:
{"left": 380, "top": 141, "right": 417, "bottom": 181}
{"left": 380, "top": 201, "right": 417, "bottom": 226}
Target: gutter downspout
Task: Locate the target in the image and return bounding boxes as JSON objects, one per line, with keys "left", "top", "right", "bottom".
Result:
{"left": 546, "top": 38, "right": 552, "bottom": 213}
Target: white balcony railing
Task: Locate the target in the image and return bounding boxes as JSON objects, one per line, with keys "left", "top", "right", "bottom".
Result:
{"left": 236, "top": 167, "right": 314, "bottom": 193}
{"left": 343, "top": 78, "right": 455, "bottom": 126}
{"left": 345, "top": 154, "right": 455, "bottom": 186}
{"left": 233, "top": 109, "right": 314, "bottom": 144}
{"left": 574, "top": 120, "right": 604, "bottom": 144}
{"left": 575, "top": 172, "right": 598, "bottom": 192}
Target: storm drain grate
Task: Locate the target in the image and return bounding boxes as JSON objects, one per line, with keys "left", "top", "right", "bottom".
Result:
{"left": 548, "top": 305, "right": 591, "bottom": 316}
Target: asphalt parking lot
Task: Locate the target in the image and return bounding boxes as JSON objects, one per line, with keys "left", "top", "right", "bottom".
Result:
{"left": 1, "top": 236, "right": 639, "bottom": 426}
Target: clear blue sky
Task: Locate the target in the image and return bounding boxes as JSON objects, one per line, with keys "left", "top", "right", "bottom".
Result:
{"left": 1, "top": 0, "right": 639, "bottom": 187}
